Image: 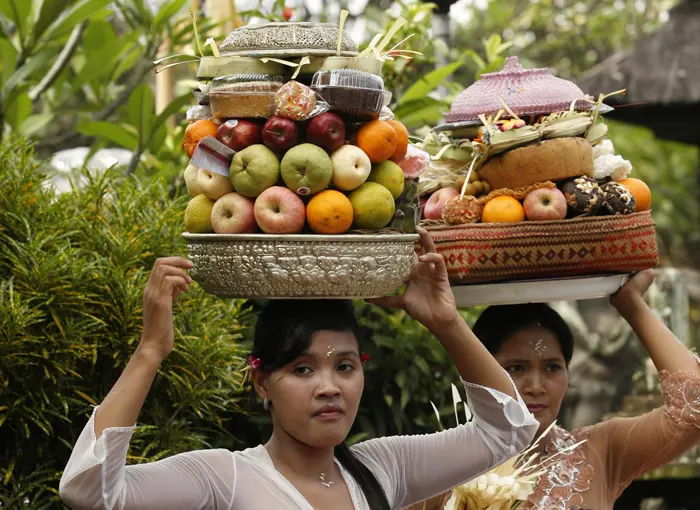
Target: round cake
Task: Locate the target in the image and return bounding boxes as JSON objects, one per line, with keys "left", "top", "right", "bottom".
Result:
{"left": 478, "top": 138, "right": 594, "bottom": 190}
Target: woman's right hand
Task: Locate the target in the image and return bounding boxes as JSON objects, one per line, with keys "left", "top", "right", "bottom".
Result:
{"left": 139, "top": 257, "right": 193, "bottom": 361}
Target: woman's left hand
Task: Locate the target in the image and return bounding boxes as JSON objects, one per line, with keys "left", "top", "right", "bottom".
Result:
{"left": 610, "top": 269, "right": 655, "bottom": 314}
{"left": 368, "top": 227, "right": 458, "bottom": 333}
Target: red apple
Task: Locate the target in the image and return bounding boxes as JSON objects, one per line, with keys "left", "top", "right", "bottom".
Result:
{"left": 216, "top": 120, "right": 262, "bottom": 152}
{"left": 211, "top": 192, "right": 257, "bottom": 234}
{"left": 523, "top": 187, "right": 568, "bottom": 221}
{"left": 254, "top": 186, "right": 306, "bottom": 234}
{"left": 262, "top": 116, "right": 300, "bottom": 153}
{"left": 423, "top": 187, "right": 459, "bottom": 220}
{"left": 306, "top": 112, "right": 346, "bottom": 152}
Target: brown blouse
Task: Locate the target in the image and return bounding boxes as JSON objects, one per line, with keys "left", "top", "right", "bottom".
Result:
{"left": 409, "top": 365, "right": 700, "bottom": 510}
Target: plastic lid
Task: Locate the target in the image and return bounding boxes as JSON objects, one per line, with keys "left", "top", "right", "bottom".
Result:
{"left": 311, "top": 69, "right": 384, "bottom": 90}
{"left": 186, "top": 105, "right": 212, "bottom": 121}
{"left": 210, "top": 74, "right": 284, "bottom": 93}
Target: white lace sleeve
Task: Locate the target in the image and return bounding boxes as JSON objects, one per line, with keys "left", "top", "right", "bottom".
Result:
{"left": 59, "top": 407, "right": 236, "bottom": 509}
{"left": 351, "top": 374, "right": 538, "bottom": 508}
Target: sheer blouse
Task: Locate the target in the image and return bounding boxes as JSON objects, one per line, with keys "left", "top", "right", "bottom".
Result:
{"left": 59, "top": 377, "right": 539, "bottom": 509}
{"left": 408, "top": 363, "right": 700, "bottom": 510}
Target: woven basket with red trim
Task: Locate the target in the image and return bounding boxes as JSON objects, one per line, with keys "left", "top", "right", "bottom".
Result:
{"left": 424, "top": 211, "right": 659, "bottom": 284}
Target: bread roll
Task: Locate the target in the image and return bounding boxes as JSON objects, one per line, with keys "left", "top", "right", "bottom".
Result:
{"left": 479, "top": 137, "right": 594, "bottom": 190}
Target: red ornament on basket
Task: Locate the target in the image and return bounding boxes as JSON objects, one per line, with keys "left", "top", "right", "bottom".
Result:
{"left": 283, "top": 7, "right": 293, "bottom": 21}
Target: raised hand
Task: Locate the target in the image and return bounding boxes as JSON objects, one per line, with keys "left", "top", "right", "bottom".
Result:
{"left": 610, "top": 269, "right": 655, "bottom": 314}
{"left": 140, "top": 257, "right": 193, "bottom": 361}
{"left": 369, "top": 227, "right": 458, "bottom": 333}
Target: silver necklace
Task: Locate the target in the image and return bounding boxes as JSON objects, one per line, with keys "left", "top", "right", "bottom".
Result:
{"left": 318, "top": 472, "right": 334, "bottom": 488}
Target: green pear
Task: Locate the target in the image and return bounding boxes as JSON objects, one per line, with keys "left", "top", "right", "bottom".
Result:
{"left": 184, "top": 194, "right": 215, "bottom": 233}
{"left": 229, "top": 144, "right": 280, "bottom": 198}
{"left": 280, "top": 143, "right": 333, "bottom": 196}
{"left": 348, "top": 182, "right": 395, "bottom": 230}
{"left": 368, "top": 160, "right": 405, "bottom": 199}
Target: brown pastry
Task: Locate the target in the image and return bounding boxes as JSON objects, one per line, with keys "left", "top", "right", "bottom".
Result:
{"left": 601, "top": 181, "right": 636, "bottom": 215}
{"left": 559, "top": 176, "right": 604, "bottom": 216}
{"left": 442, "top": 195, "right": 482, "bottom": 224}
{"left": 479, "top": 137, "right": 595, "bottom": 190}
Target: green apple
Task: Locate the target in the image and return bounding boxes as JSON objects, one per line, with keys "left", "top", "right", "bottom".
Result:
{"left": 367, "top": 160, "right": 405, "bottom": 199}
{"left": 280, "top": 143, "right": 333, "bottom": 196}
{"left": 229, "top": 144, "right": 280, "bottom": 198}
{"left": 184, "top": 194, "right": 215, "bottom": 233}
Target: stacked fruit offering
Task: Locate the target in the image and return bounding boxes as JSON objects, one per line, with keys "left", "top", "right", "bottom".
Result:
{"left": 181, "top": 78, "right": 416, "bottom": 235}
{"left": 418, "top": 57, "right": 652, "bottom": 226}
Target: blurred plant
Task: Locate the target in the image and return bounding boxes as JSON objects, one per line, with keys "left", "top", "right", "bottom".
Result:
{"left": 0, "top": 137, "right": 253, "bottom": 506}
{"left": 0, "top": 0, "right": 225, "bottom": 181}
{"left": 451, "top": 0, "right": 679, "bottom": 80}
{"left": 606, "top": 119, "right": 700, "bottom": 267}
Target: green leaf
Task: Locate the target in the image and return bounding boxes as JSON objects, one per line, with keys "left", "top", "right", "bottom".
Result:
{"left": 464, "top": 49, "right": 486, "bottom": 71}
{"left": 0, "top": 38, "right": 17, "bottom": 88}
{"left": 147, "top": 124, "right": 167, "bottom": 155}
{"left": 128, "top": 84, "right": 155, "bottom": 149}
{"left": 33, "top": 0, "right": 76, "bottom": 43}
{"left": 77, "top": 120, "right": 138, "bottom": 150}
{"left": 393, "top": 97, "right": 447, "bottom": 129}
{"left": 40, "top": 0, "right": 113, "bottom": 43}
{"left": 112, "top": 45, "right": 144, "bottom": 81}
{"left": 5, "top": 90, "right": 31, "bottom": 130}
{"left": 0, "top": 0, "right": 31, "bottom": 45}
{"left": 18, "top": 113, "right": 53, "bottom": 137}
{"left": 346, "top": 432, "right": 369, "bottom": 446}
{"left": 153, "top": 93, "right": 192, "bottom": 131}
{"left": 2, "top": 47, "right": 54, "bottom": 98}
{"left": 153, "top": 0, "right": 188, "bottom": 29}
{"left": 399, "top": 61, "right": 463, "bottom": 104}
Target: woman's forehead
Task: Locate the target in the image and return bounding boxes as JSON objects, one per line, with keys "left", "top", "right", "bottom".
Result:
{"left": 498, "top": 327, "right": 564, "bottom": 359}
{"left": 306, "top": 330, "right": 358, "bottom": 354}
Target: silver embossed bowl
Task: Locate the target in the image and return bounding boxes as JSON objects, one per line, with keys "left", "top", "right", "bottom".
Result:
{"left": 219, "top": 22, "right": 359, "bottom": 58}
{"left": 182, "top": 233, "right": 419, "bottom": 299}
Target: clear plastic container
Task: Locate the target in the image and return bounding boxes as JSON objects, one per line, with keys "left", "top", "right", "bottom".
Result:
{"left": 209, "top": 74, "right": 284, "bottom": 119}
{"left": 311, "top": 69, "right": 386, "bottom": 120}
{"left": 186, "top": 105, "right": 213, "bottom": 123}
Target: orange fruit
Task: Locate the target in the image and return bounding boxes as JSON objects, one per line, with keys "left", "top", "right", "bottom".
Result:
{"left": 356, "top": 120, "right": 397, "bottom": 163}
{"left": 618, "top": 178, "right": 651, "bottom": 211}
{"left": 481, "top": 196, "right": 525, "bottom": 223}
{"left": 183, "top": 119, "right": 218, "bottom": 158}
{"left": 386, "top": 120, "right": 409, "bottom": 162}
{"left": 306, "top": 190, "right": 354, "bottom": 234}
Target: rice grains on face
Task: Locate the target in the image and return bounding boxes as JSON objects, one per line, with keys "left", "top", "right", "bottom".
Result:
{"left": 441, "top": 195, "right": 482, "bottom": 224}
{"left": 601, "top": 181, "right": 637, "bottom": 215}
{"left": 558, "top": 176, "right": 604, "bottom": 216}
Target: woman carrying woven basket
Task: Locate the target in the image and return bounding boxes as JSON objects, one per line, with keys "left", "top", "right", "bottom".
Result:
{"left": 410, "top": 270, "right": 700, "bottom": 510}
{"left": 59, "top": 228, "right": 539, "bottom": 510}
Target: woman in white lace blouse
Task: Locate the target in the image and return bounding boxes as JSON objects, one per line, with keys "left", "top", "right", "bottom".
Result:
{"left": 59, "top": 228, "right": 538, "bottom": 510}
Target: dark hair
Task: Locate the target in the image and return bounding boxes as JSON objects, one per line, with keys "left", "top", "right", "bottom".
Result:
{"left": 472, "top": 303, "right": 574, "bottom": 365}
{"left": 252, "top": 299, "right": 390, "bottom": 510}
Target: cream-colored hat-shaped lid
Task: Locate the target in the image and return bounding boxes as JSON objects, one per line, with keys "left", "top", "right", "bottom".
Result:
{"left": 446, "top": 56, "right": 596, "bottom": 122}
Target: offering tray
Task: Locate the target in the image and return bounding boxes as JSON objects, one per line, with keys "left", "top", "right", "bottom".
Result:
{"left": 452, "top": 274, "right": 630, "bottom": 307}
{"left": 425, "top": 211, "right": 659, "bottom": 285}
{"left": 183, "top": 232, "right": 419, "bottom": 299}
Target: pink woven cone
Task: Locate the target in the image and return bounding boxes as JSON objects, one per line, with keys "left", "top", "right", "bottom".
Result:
{"left": 446, "top": 56, "right": 594, "bottom": 123}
